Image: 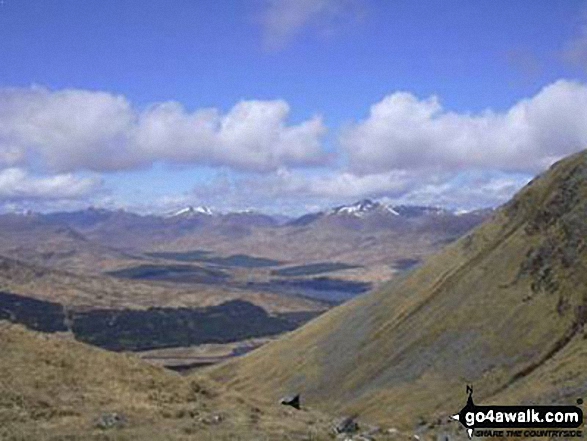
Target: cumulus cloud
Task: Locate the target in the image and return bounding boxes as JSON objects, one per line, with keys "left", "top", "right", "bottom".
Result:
{"left": 0, "top": 86, "right": 327, "bottom": 173}
{"left": 136, "top": 100, "right": 326, "bottom": 171}
{"left": 3, "top": 79, "right": 584, "bottom": 213}
{"left": 0, "top": 168, "right": 101, "bottom": 201}
{"left": 260, "top": 0, "right": 362, "bottom": 49}
{"left": 341, "top": 80, "right": 587, "bottom": 174}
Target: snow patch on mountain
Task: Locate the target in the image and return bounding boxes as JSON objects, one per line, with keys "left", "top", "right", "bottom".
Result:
{"left": 331, "top": 199, "right": 388, "bottom": 217}
{"left": 167, "top": 206, "right": 214, "bottom": 217}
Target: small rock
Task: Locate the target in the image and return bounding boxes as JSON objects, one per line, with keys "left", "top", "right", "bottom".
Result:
{"left": 334, "top": 416, "right": 359, "bottom": 434}
{"left": 200, "top": 414, "right": 224, "bottom": 425}
{"left": 96, "top": 412, "right": 126, "bottom": 430}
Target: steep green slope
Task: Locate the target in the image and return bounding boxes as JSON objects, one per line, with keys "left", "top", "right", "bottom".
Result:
{"left": 209, "top": 151, "right": 587, "bottom": 429}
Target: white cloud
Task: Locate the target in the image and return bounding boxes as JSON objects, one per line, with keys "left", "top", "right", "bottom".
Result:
{"left": 341, "top": 80, "right": 587, "bottom": 174}
{"left": 248, "top": 168, "right": 526, "bottom": 208}
{"left": 0, "top": 87, "right": 327, "bottom": 173}
{"left": 136, "top": 100, "right": 326, "bottom": 171}
{"left": 163, "top": 167, "right": 527, "bottom": 216}
{"left": 391, "top": 172, "right": 531, "bottom": 210}
{"left": 3, "top": 79, "right": 585, "bottom": 213}
{"left": 0, "top": 168, "right": 101, "bottom": 201}
{"left": 0, "top": 87, "right": 135, "bottom": 172}
{"left": 262, "top": 168, "right": 412, "bottom": 198}
{"left": 260, "top": 0, "right": 362, "bottom": 49}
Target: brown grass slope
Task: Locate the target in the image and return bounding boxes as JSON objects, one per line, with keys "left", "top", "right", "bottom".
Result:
{"left": 0, "top": 322, "right": 346, "bottom": 441}
{"left": 0, "top": 214, "right": 139, "bottom": 274}
{"left": 209, "top": 150, "right": 587, "bottom": 429}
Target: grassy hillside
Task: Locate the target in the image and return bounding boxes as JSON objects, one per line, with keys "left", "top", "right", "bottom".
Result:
{"left": 209, "top": 151, "right": 587, "bottom": 432}
{"left": 0, "top": 322, "right": 425, "bottom": 440}
{"left": 0, "top": 322, "right": 346, "bottom": 441}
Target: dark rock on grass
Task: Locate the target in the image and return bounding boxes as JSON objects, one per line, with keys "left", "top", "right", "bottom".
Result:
{"left": 280, "top": 394, "right": 301, "bottom": 410}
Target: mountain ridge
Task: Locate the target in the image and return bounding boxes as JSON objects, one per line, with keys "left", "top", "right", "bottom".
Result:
{"left": 12, "top": 200, "right": 489, "bottom": 224}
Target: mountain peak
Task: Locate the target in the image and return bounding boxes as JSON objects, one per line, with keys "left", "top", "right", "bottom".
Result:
{"left": 167, "top": 206, "right": 214, "bottom": 218}
{"left": 328, "top": 199, "right": 455, "bottom": 218}
{"left": 331, "top": 199, "right": 390, "bottom": 217}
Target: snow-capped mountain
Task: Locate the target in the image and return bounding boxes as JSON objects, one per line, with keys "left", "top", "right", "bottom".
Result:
{"left": 330, "top": 199, "right": 398, "bottom": 217}
{"left": 329, "top": 199, "right": 448, "bottom": 218}
{"left": 284, "top": 199, "right": 462, "bottom": 227}
{"left": 167, "top": 206, "right": 214, "bottom": 218}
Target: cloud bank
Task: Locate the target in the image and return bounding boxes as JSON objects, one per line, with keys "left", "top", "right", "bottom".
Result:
{"left": 1, "top": 79, "right": 586, "bottom": 212}
{"left": 0, "top": 87, "right": 327, "bottom": 174}
{"left": 341, "top": 80, "right": 587, "bottom": 174}
{"left": 0, "top": 168, "right": 100, "bottom": 201}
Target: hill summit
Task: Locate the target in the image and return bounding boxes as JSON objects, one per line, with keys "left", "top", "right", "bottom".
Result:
{"left": 210, "top": 150, "right": 587, "bottom": 431}
{"left": 330, "top": 199, "right": 449, "bottom": 218}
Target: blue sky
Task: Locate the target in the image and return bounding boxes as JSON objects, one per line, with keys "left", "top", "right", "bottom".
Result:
{"left": 1, "top": 0, "right": 587, "bottom": 214}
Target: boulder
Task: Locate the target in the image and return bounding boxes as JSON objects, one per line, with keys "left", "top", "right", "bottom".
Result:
{"left": 279, "top": 394, "right": 301, "bottom": 410}
{"left": 334, "top": 416, "right": 359, "bottom": 434}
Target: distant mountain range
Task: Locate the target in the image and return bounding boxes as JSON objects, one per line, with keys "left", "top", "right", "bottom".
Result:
{"left": 20, "top": 198, "right": 489, "bottom": 227}
{"left": 16, "top": 199, "right": 492, "bottom": 238}
{"left": 0, "top": 200, "right": 491, "bottom": 273}
{"left": 287, "top": 199, "right": 490, "bottom": 231}
{"left": 0, "top": 198, "right": 491, "bottom": 326}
